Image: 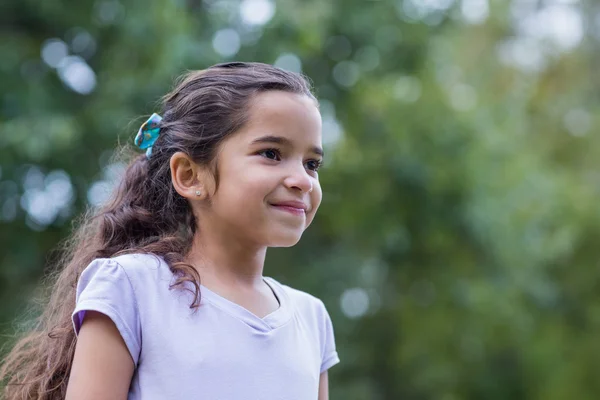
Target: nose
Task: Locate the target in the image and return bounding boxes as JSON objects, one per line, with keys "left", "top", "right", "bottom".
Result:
{"left": 283, "top": 163, "right": 313, "bottom": 193}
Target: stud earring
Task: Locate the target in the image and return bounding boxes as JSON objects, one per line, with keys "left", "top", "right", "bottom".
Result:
{"left": 195, "top": 190, "right": 201, "bottom": 196}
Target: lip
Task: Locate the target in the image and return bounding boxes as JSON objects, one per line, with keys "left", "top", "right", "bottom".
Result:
{"left": 269, "top": 201, "right": 308, "bottom": 217}
{"left": 270, "top": 200, "right": 308, "bottom": 211}
{"left": 271, "top": 205, "right": 305, "bottom": 216}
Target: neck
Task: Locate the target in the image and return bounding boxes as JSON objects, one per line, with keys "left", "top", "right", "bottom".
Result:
{"left": 185, "top": 229, "right": 268, "bottom": 290}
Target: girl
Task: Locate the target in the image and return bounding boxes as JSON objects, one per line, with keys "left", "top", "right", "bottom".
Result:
{"left": 1, "top": 62, "right": 339, "bottom": 399}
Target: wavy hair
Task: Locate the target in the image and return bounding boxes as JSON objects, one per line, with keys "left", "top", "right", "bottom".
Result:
{"left": 0, "top": 62, "right": 315, "bottom": 399}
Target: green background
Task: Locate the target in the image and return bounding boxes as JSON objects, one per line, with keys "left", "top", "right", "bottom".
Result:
{"left": 2, "top": 0, "right": 600, "bottom": 398}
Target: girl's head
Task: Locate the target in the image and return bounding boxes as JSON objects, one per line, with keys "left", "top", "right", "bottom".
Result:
{"left": 146, "top": 62, "right": 323, "bottom": 250}
{"left": 0, "top": 62, "right": 322, "bottom": 399}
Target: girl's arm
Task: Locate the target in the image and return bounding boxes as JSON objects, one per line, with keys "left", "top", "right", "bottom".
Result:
{"left": 66, "top": 311, "right": 135, "bottom": 400}
{"left": 318, "top": 370, "right": 329, "bottom": 400}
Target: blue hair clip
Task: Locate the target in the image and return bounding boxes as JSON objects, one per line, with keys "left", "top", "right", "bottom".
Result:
{"left": 134, "top": 113, "right": 163, "bottom": 158}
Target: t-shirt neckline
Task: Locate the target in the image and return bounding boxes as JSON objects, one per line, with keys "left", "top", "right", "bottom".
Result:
{"left": 198, "top": 277, "right": 292, "bottom": 333}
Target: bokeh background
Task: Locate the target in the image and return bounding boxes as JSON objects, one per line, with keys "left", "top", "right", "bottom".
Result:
{"left": 2, "top": 0, "right": 600, "bottom": 398}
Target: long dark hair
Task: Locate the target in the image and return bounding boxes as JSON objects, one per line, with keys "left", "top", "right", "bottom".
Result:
{"left": 0, "top": 62, "right": 316, "bottom": 400}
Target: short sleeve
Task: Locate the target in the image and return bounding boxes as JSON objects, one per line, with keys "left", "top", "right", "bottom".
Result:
{"left": 319, "top": 300, "right": 340, "bottom": 373}
{"left": 72, "top": 258, "right": 142, "bottom": 365}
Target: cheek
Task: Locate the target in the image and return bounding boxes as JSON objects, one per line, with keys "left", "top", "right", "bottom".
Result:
{"left": 313, "top": 179, "right": 323, "bottom": 203}
{"left": 216, "top": 168, "right": 271, "bottom": 210}
{"left": 307, "top": 185, "right": 323, "bottom": 219}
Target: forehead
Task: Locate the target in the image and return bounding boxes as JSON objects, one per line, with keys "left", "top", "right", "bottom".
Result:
{"left": 236, "top": 91, "right": 322, "bottom": 146}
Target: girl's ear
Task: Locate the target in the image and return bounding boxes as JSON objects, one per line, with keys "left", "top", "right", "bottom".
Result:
{"left": 169, "top": 152, "right": 213, "bottom": 200}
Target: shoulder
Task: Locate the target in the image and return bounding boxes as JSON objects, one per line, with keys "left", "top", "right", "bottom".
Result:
{"left": 79, "top": 253, "right": 172, "bottom": 290}
{"left": 268, "top": 277, "right": 331, "bottom": 319}
{"left": 268, "top": 278, "right": 338, "bottom": 363}
{"left": 110, "top": 253, "right": 168, "bottom": 278}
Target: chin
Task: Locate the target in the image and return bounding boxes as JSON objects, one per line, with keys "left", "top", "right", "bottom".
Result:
{"left": 267, "top": 231, "right": 303, "bottom": 247}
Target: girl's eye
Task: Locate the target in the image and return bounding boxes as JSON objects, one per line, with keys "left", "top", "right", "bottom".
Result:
{"left": 259, "top": 148, "right": 281, "bottom": 161}
{"left": 306, "top": 159, "right": 323, "bottom": 172}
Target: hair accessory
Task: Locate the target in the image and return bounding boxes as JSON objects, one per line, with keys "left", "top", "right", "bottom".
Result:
{"left": 134, "top": 113, "right": 163, "bottom": 158}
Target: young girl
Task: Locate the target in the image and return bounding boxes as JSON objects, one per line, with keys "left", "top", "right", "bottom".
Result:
{"left": 1, "top": 62, "right": 339, "bottom": 399}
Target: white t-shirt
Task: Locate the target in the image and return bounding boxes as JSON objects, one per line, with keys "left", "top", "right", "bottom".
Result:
{"left": 72, "top": 253, "right": 340, "bottom": 399}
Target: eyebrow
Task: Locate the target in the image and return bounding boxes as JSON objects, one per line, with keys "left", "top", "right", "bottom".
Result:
{"left": 250, "top": 135, "right": 324, "bottom": 157}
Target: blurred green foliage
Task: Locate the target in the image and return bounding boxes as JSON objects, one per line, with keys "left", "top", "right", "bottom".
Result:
{"left": 2, "top": 0, "right": 600, "bottom": 398}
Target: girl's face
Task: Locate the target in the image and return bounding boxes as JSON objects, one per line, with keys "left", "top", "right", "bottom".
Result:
{"left": 205, "top": 91, "right": 323, "bottom": 248}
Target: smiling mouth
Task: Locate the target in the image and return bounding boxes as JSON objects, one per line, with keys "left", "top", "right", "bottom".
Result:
{"left": 270, "top": 204, "right": 306, "bottom": 216}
